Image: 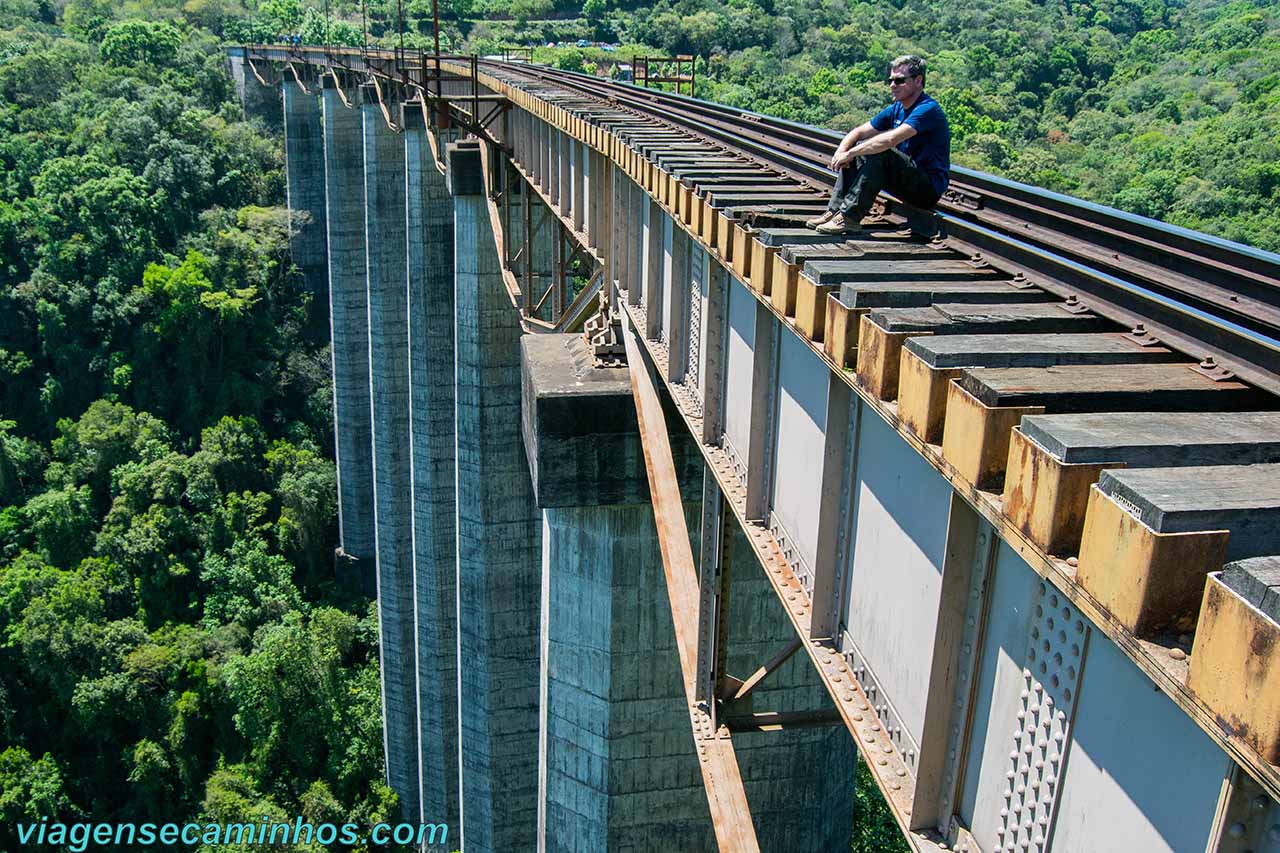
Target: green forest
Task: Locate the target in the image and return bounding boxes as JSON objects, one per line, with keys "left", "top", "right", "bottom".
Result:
{"left": 0, "top": 0, "right": 1275, "bottom": 848}
{"left": 0, "top": 4, "right": 395, "bottom": 850}
{"left": 231, "top": 0, "right": 1280, "bottom": 251}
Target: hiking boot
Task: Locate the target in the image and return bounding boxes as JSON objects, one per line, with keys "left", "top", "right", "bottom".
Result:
{"left": 814, "top": 213, "right": 853, "bottom": 234}
{"left": 805, "top": 210, "right": 836, "bottom": 229}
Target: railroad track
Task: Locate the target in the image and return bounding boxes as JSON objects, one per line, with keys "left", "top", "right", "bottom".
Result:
{"left": 458, "top": 55, "right": 1280, "bottom": 807}
{"left": 478, "top": 59, "right": 1280, "bottom": 394}
{"left": 246, "top": 45, "right": 1280, "bottom": 388}
{"left": 242, "top": 44, "right": 1280, "bottom": 840}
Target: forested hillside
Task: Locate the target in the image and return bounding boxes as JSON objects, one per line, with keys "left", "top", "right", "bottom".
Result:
{"left": 1, "top": 0, "right": 1275, "bottom": 847}
{"left": 231, "top": 0, "right": 1280, "bottom": 251}
{"left": 632, "top": 0, "right": 1280, "bottom": 250}
{"left": 0, "top": 7, "right": 394, "bottom": 849}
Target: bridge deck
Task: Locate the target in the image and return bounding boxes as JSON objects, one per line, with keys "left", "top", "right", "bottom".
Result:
{"left": 238, "top": 44, "right": 1280, "bottom": 852}
{"left": 452, "top": 51, "right": 1280, "bottom": 845}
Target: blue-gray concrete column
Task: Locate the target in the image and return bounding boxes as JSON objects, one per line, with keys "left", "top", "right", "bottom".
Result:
{"left": 540, "top": 503, "right": 717, "bottom": 851}
{"left": 450, "top": 143, "right": 543, "bottom": 853}
{"left": 362, "top": 86, "right": 419, "bottom": 823}
{"left": 227, "top": 51, "right": 249, "bottom": 103}
{"left": 283, "top": 78, "right": 329, "bottom": 334}
{"left": 521, "top": 332, "right": 855, "bottom": 850}
{"left": 539, "top": 501, "right": 856, "bottom": 851}
{"left": 322, "top": 76, "right": 375, "bottom": 587}
{"left": 404, "top": 104, "right": 461, "bottom": 831}
{"left": 229, "top": 50, "right": 281, "bottom": 130}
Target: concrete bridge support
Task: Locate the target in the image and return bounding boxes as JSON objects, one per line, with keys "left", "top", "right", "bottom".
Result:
{"left": 282, "top": 79, "right": 329, "bottom": 334}
{"left": 521, "top": 332, "right": 857, "bottom": 851}
{"left": 522, "top": 333, "right": 715, "bottom": 850}
{"left": 321, "top": 76, "right": 375, "bottom": 589}
{"left": 540, "top": 501, "right": 718, "bottom": 850}
{"left": 450, "top": 143, "right": 544, "bottom": 852}
{"left": 228, "top": 51, "right": 281, "bottom": 129}
{"left": 361, "top": 87, "right": 420, "bottom": 823}
{"left": 238, "top": 57, "right": 1280, "bottom": 849}
{"left": 404, "top": 107, "right": 461, "bottom": 831}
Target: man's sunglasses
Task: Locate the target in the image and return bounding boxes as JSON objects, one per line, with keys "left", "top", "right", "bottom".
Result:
{"left": 888, "top": 74, "right": 917, "bottom": 84}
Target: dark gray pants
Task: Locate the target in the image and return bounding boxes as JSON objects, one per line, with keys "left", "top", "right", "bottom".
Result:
{"left": 827, "top": 148, "right": 940, "bottom": 220}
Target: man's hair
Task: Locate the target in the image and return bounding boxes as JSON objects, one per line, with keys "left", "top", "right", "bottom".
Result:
{"left": 891, "top": 54, "right": 926, "bottom": 82}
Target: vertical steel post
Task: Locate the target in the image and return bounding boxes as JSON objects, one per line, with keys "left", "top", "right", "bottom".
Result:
{"left": 471, "top": 55, "right": 479, "bottom": 134}
{"left": 696, "top": 471, "right": 725, "bottom": 719}
{"left": 554, "top": 225, "right": 565, "bottom": 320}
{"left": 501, "top": 159, "right": 512, "bottom": 271}
{"left": 523, "top": 174, "right": 534, "bottom": 315}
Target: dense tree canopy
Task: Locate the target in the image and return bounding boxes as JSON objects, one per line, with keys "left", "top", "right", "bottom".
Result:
{"left": 1, "top": 0, "right": 1275, "bottom": 846}
{"left": 0, "top": 4, "right": 393, "bottom": 849}
{"left": 623, "top": 0, "right": 1280, "bottom": 248}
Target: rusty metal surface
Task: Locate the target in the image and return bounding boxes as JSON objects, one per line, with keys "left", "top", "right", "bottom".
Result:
{"left": 621, "top": 315, "right": 761, "bottom": 852}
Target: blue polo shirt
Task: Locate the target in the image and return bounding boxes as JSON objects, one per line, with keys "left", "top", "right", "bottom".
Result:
{"left": 870, "top": 93, "right": 951, "bottom": 198}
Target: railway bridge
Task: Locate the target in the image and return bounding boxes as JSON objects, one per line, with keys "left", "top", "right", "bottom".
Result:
{"left": 230, "top": 45, "right": 1280, "bottom": 852}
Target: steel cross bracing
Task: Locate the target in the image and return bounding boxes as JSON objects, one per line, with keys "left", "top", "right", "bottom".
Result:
{"left": 241, "top": 44, "right": 1280, "bottom": 852}
{"left": 274, "top": 54, "right": 602, "bottom": 334}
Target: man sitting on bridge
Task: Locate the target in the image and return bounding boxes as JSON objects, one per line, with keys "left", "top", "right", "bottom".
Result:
{"left": 807, "top": 55, "right": 950, "bottom": 235}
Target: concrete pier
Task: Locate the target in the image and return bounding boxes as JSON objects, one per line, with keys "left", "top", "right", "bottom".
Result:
{"left": 322, "top": 76, "right": 375, "bottom": 587}
{"left": 362, "top": 88, "right": 419, "bottom": 822}
{"left": 404, "top": 106, "right": 461, "bottom": 830}
{"left": 541, "top": 502, "right": 718, "bottom": 850}
{"left": 450, "top": 143, "right": 544, "bottom": 852}
{"left": 522, "top": 333, "right": 856, "bottom": 851}
{"left": 245, "top": 53, "right": 1280, "bottom": 851}
{"left": 282, "top": 77, "right": 329, "bottom": 334}
{"left": 228, "top": 51, "right": 281, "bottom": 129}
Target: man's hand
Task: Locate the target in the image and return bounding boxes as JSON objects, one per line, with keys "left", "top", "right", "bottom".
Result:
{"left": 831, "top": 121, "right": 877, "bottom": 170}
{"left": 831, "top": 148, "right": 859, "bottom": 170}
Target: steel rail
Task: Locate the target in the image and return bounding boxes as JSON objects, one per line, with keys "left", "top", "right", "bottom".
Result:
{"left": 485, "top": 60, "right": 1280, "bottom": 293}
{"left": 473, "top": 59, "right": 1280, "bottom": 391}
{"left": 499, "top": 59, "right": 1280, "bottom": 285}
{"left": 243, "top": 46, "right": 1280, "bottom": 391}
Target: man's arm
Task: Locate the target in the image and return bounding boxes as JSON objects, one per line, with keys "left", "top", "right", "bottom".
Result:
{"left": 833, "top": 124, "right": 917, "bottom": 169}
{"left": 828, "top": 121, "right": 878, "bottom": 170}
